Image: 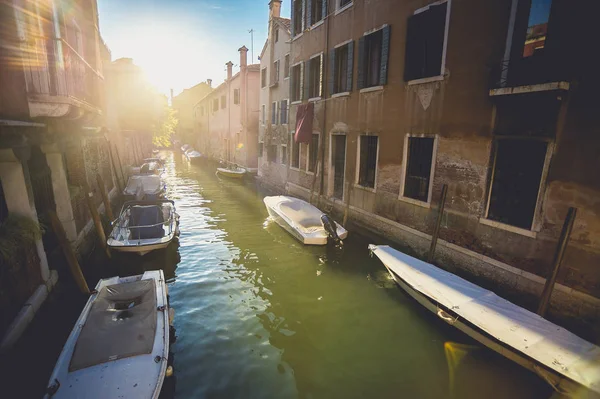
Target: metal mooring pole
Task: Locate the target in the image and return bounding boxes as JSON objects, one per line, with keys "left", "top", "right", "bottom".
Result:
{"left": 427, "top": 184, "right": 448, "bottom": 263}
{"left": 537, "top": 207, "right": 577, "bottom": 317}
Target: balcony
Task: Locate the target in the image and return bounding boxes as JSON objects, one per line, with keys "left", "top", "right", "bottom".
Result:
{"left": 489, "top": 52, "right": 571, "bottom": 96}
{"left": 23, "top": 37, "right": 103, "bottom": 118}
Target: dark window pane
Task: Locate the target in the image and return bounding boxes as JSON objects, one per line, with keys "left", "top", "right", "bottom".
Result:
{"left": 404, "top": 137, "right": 434, "bottom": 202}
{"left": 404, "top": 3, "right": 446, "bottom": 81}
{"left": 292, "top": 136, "right": 300, "bottom": 168}
{"left": 358, "top": 136, "right": 378, "bottom": 188}
{"left": 308, "top": 134, "right": 319, "bottom": 172}
{"left": 488, "top": 139, "right": 547, "bottom": 229}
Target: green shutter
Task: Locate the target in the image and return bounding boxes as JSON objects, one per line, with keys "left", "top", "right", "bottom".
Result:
{"left": 328, "top": 48, "right": 336, "bottom": 95}
{"left": 301, "top": 0, "right": 306, "bottom": 31}
{"left": 346, "top": 41, "right": 354, "bottom": 91}
{"left": 291, "top": 1, "right": 295, "bottom": 36}
{"left": 306, "top": 0, "right": 312, "bottom": 26}
{"left": 379, "top": 25, "right": 391, "bottom": 86}
{"left": 304, "top": 60, "right": 311, "bottom": 100}
{"left": 322, "top": 0, "right": 328, "bottom": 20}
{"left": 357, "top": 36, "right": 365, "bottom": 89}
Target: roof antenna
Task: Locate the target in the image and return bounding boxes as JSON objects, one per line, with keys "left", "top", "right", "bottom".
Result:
{"left": 248, "top": 29, "right": 254, "bottom": 64}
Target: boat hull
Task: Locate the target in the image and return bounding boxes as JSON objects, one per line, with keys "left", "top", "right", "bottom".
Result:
{"left": 370, "top": 245, "right": 600, "bottom": 398}
{"left": 216, "top": 167, "right": 246, "bottom": 179}
{"left": 108, "top": 237, "right": 174, "bottom": 256}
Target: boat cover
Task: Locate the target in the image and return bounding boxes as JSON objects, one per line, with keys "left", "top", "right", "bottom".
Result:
{"left": 123, "top": 175, "right": 162, "bottom": 196}
{"left": 129, "top": 205, "right": 164, "bottom": 239}
{"left": 279, "top": 200, "right": 323, "bottom": 233}
{"left": 69, "top": 279, "right": 157, "bottom": 371}
{"left": 369, "top": 245, "right": 600, "bottom": 394}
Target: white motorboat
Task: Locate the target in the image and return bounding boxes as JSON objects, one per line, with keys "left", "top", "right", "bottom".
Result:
{"left": 216, "top": 165, "right": 246, "bottom": 179}
{"left": 185, "top": 150, "right": 202, "bottom": 164}
{"left": 123, "top": 175, "right": 165, "bottom": 200}
{"left": 144, "top": 157, "right": 165, "bottom": 167}
{"left": 44, "top": 270, "right": 173, "bottom": 399}
{"left": 108, "top": 200, "right": 179, "bottom": 256}
{"left": 263, "top": 195, "right": 348, "bottom": 245}
{"left": 369, "top": 244, "right": 600, "bottom": 398}
{"left": 181, "top": 144, "right": 190, "bottom": 153}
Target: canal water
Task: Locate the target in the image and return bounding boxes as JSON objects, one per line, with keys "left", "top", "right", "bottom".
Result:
{"left": 1, "top": 151, "right": 552, "bottom": 398}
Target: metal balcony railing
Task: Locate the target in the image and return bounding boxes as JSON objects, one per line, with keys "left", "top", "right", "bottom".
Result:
{"left": 489, "top": 52, "right": 572, "bottom": 91}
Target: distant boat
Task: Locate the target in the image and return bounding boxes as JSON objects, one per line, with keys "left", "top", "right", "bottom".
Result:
{"left": 185, "top": 150, "right": 202, "bottom": 164}
{"left": 144, "top": 157, "right": 165, "bottom": 167}
{"left": 181, "top": 144, "right": 190, "bottom": 153}
{"left": 369, "top": 244, "right": 600, "bottom": 397}
{"left": 264, "top": 195, "right": 347, "bottom": 245}
{"left": 108, "top": 200, "right": 179, "bottom": 256}
{"left": 43, "top": 270, "right": 173, "bottom": 399}
{"left": 123, "top": 175, "right": 165, "bottom": 200}
{"left": 216, "top": 165, "right": 246, "bottom": 179}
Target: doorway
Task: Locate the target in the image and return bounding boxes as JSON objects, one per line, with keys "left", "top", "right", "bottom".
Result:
{"left": 332, "top": 135, "right": 346, "bottom": 200}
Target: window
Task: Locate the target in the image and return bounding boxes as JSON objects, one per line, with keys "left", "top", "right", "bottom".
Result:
{"left": 310, "top": 0, "right": 324, "bottom": 26}
{"left": 280, "top": 99, "right": 288, "bottom": 124}
{"left": 284, "top": 54, "right": 290, "bottom": 78}
{"left": 487, "top": 139, "right": 548, "bottom": 230}
{"left": 306, "top": 54, "right": 323, "bottom": 99}
{"left": 267, "top": 144, "right": 278, "bottom": 163}
{"left": 234, "top": 89, "right": 240, "bottom": 105}
{"left": 403, "top": 137, "right": 435, "bottom": 202}
{"left": 358, "top": 135, "right": 378, "bottom": 188}
{"left": 523, "top": 0, "right": 552, "bottom": 57}
{"left": 281, "top": 145, "right": 288, "bottom": 164}
{"left": 271, "top": 102, "right": 278, "bottom": 124}
{"left": 261, "top": 104, "right": 266, "bottom": 124}
{"left": 274, "top": 27, "right": 279, "bottom": 43}
{"left": 291, "top": 63, "right": 303, "bottom": 102}
{"left": 258, "top": 142, "right": 264, "bottom": 158}
{"left": 213, "top": 98, "right": 219, "bottom": 111}
{"left": 331, "top": 41, "right": 353, "bottom": 94}
{"left": 221, "top": 95, "right": 226, "bottom": 109}
{"left": 358, "top": 26, "right": 390, "bottom": 89}
{"left": 404, "top": 2, "right": 447, "bottom": 81}
{"left": 308, "top": 133, "right": 319, "bottom": 172}
{"left": 261, "top": 67, "right": 267, "bottom": 88}
{"left": 339, "top": 0, "right": 352, "bottom": 9}
{"left": 292, "top": 0, "right": 304, "bottom": 36}
{"left": 291, "top": 133, "right": 300, "bottom": 168}
{"left": 272, "top": 60, "right": 280, "bottom": 84}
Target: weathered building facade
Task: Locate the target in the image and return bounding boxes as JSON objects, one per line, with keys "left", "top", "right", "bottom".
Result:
{"left": 193, "top": 47, "right": 260, "bottom": 170}
{"left": 172, "top": 81, "right": 212, "bottom": 144}
{"left": 265, "top": 0, "right": 600, "bottom": 328}
{"left": 257, "top": 1, "right": 291, "bottom": 191}
{"left": 0, "top": 0, "right": 119, "bottom": 349}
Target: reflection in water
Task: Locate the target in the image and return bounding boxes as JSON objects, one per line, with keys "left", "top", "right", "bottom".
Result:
{"left": 137, "top": 151, "right": 550, "bottom": 399}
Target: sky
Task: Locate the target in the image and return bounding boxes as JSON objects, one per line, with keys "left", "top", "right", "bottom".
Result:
{"left": 98, "top": 0, "right": 290, "bottom": 96}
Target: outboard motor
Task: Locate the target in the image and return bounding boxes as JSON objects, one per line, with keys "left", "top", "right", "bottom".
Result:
{"left": 320, "top": 214, "right": 341, "bottom": 244}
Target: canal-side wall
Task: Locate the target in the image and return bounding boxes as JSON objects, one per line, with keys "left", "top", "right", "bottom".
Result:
{"left": 285, "top": 181, "right": 600, "bottom": 336}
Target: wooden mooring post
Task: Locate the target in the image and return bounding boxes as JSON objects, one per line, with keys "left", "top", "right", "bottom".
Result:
{"left": 48, "top": 211, "right": 90, "bottom": 294}
{"left": 114, "top": 144, "right": 126, "bottom": 185}
{"left": 106, "top": 140, "right": 122, "bottom": 193}
{"left": 427, "top": 184, "right": 448, "bottom": 264}
{"left": 83, "top": 181, "right": 111, "bottom": 258}
{"left": 537, "top": 207, "right": 577, "bottom": 317}
{"left": 96, "top": 173, "right": 114, "bottom": 221}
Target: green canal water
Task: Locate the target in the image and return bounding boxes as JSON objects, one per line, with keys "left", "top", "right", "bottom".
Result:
{"left": 1, "top": 151, "right": 552, "bottom": 398}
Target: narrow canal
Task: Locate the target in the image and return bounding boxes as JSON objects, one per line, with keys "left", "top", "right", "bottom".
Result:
{"left": 2, "top": 150, "right": 552, "bottom": 398}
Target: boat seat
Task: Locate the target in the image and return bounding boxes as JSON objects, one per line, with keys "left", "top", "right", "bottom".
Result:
{"left": 129, "top": 205, "right": 164, "bottom": 239}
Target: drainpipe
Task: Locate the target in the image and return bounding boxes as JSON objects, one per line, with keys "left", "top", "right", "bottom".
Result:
{"left": 318, "top": 4, "right": 330, "bottom": 205}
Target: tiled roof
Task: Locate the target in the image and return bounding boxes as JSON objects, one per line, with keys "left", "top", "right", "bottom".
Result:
{"left": 275, "top": 17, "right": 291, "bottom": 33}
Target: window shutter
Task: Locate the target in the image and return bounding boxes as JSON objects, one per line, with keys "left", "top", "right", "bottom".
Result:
{"left": 379, "top": 25, "right": 391, "bottom": 86}
{"left": 319, "top": 54, "right": 323, "bottom": 97}
{"left": 300, "top": 62, "right": 305, "bottom": 100}
{"left": 306, "top": 0, "right": 312, "bottom": 26}
{"left": 404, "top": 14, "right": 418, "bottom": 81}
{"left": 290, "top": 69, "right": 295, "bottom": 100}
{"left": 304, "top": 60, "right": 311, "bottom": 100}
{"left": 346, "top": 41, "right": 354, "bottom": 91}
{"left": 322, "top": 0, "right": 328, "bottom": 20}
{"left": 291, "top": 1, "right": 295, "bottom": 36}
{"left": 328, "top": 48, "right": 336, "bottom": 95}
{"left": 357, "top": 36, "right": 365, "bottom": 89}
{"left": 426, "top": 3, "right": 447, "bottom": 78}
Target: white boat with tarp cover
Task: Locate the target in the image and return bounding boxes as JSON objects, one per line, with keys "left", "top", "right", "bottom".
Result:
{"left": 264, "top": 195, "right": 347, "bottom": 245}
{"left": 123, "top": 175, "right": 165, "bottom": 200}
{"left": 108, "top": 200, "right": 179, "bottom": 256}
{"left": 44, "top": 270, "right": 172, "bottom": 399}
{"left": 369, "top": 244, "right": 600, "bottom": 398}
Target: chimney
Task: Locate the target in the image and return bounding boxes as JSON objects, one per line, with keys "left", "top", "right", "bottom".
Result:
{"left": 226, "top": 61, "right": 233, "bottom": 81}
{"left": 207, "top": 79, "right": 212, "bottom": 87}
{"left": 238, "top": 45, "right": 248, "bottom": 68}
{"left": 269, "top": 0, "right": 282, "bottom": 19}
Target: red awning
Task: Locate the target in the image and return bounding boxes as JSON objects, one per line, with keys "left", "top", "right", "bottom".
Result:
{"left": 294, "top": 102, "right": 314, "bottom": 144}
